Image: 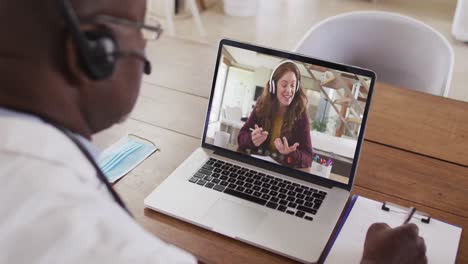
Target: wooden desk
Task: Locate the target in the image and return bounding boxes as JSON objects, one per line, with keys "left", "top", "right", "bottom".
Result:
{"left": 365, "top": 83, "right": 468, "bottom": 167}
{"left": 97, "top": 74, "right": 467, "bottom": 262}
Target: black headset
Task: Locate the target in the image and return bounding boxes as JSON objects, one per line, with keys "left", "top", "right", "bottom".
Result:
{"left": 59, "top": 0, "right": 151, "bottom": 80}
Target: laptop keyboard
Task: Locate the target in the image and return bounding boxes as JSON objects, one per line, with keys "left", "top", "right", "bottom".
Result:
{"left": 188, "top": 158, "right": 327, "bottom": 221}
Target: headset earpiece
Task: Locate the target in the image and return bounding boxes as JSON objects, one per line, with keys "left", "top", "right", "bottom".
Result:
{"left": 269, "top": 78, "right": 276, "bottom": 95}
{"left": 81, "top": 28, "right": 118, "bottom": 80}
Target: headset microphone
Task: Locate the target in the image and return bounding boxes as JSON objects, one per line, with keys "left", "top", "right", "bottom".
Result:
{"left": 113, "top": 51, "right": 152, "bottom": 75}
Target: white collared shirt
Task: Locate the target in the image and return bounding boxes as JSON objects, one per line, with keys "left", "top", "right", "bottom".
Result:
{"left": 0, "top": 108, "right": 196, "bottom": 264}
{"left": 0, "top": 107, "right": 100, "bottom": 159}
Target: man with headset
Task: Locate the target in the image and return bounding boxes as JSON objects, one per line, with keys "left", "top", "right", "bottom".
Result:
{"left": 0, "top": 0, "right": 426, "bottom": 263}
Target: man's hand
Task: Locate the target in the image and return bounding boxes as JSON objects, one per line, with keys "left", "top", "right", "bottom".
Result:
{"left": 274, "top": 137, "right": 299, "bottom": 155}
{"left": 251, "top": 124, "right": 268, "bottom": 147}
{"left": 361, "top": 223, "right": 427, "bottom": 264}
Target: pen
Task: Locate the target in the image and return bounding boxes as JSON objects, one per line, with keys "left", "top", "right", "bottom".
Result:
{"left": 325, "top": 159, "right": 332, "bottom": 166}
{"left": 403, "top": 207, "right": 416, "bottom": 224}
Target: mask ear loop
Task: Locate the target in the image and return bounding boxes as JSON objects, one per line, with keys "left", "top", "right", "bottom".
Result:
{"left": 128, "top": 134, "right": 159, "bottom": 150}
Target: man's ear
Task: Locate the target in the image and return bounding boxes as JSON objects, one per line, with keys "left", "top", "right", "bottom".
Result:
{"left": 65, "top": 34, "right": 90, "bottom": 85}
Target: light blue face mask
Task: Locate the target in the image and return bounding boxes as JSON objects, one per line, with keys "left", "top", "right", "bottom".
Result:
{"left": 97, "top": 135, "right": 158, "bottom": 183}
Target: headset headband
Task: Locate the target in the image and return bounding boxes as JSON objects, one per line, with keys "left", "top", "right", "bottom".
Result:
{"left": 59, "top": 0, "right": 105, "bottom": 79}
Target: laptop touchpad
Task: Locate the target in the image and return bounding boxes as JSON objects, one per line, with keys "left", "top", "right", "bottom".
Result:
{"left": 202, "top": 198, "right": 267, "bottom": 236}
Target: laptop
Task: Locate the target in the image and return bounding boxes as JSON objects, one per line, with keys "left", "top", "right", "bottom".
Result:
{"left": 144, "top": 39, "right": 376, "bottom": 263}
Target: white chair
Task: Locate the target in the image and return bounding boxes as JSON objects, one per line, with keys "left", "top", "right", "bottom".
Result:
{"left": 222, "top": 106, "right": 243, "bottom": 123}
{"left": 295, "top": 11, "right": 454, "bottom": 97}
{"left": 453, "top": 0, "right": 468, "bottom": 42}
{"left": 164, "top": 0, "right": 206, "bottom": 37}
{"left": 147, "top": 0, "right": 206, "bottom": 37}
{"left": 221, "top": 106, "right": 243, "bottom": 145}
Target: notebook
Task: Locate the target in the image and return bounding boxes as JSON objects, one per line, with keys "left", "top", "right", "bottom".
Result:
{"left": 324, "top": 195, "right": 463, "bottom": 263}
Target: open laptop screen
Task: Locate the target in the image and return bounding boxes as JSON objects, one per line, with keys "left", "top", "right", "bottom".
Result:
{"left": 203, "top": 39, "right": 375, "bottom": 188}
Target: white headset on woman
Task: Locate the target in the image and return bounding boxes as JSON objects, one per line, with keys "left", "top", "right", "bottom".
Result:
{"left": 268, "top": 60, "right": 301, "bottom": 94}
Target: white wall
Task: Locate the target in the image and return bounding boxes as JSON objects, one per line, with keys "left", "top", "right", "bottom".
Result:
{"left": 302, "top": 76, "right": 320, "bottom": 92}
{"left": 222, "top": 67, "right": 254, "bottom": 117}
{"left": 254, "top": 66, "right": 271, "bottom": 88}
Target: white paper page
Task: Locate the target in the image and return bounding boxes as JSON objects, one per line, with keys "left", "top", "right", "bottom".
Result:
{"left": 326, "top": 196, "right": 462, "bottom": 264}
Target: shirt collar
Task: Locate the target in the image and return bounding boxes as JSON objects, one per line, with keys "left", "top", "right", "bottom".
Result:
{"left": 0, "top": 107, "right": 100, "bottom": 160}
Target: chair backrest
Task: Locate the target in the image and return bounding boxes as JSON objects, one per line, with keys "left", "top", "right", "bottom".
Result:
{"left": 295, "top": 11, "right": 454, "bottom": 96}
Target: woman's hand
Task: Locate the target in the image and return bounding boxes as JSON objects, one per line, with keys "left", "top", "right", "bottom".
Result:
{"left": 251, "top": 124, "right": 269, "bottom": 147}
{"left": 274, "top": 137, "right": 299, "bottom": 155}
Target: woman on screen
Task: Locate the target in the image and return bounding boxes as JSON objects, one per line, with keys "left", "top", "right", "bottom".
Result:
{"left": 238, "top": 60, "right": 313, "bottom": 168}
